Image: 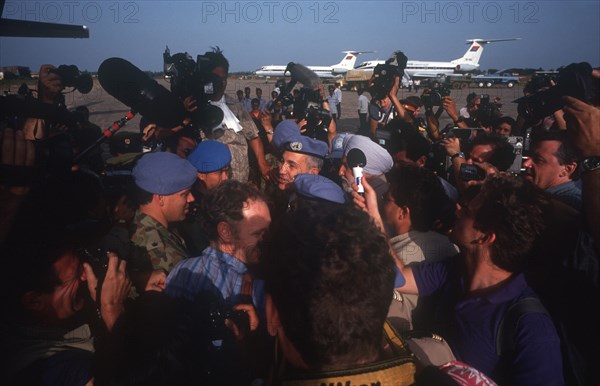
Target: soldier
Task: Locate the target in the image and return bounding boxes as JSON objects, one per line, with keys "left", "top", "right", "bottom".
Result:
{"left": 128, "top": 151, "right": 197, "bottom": 292}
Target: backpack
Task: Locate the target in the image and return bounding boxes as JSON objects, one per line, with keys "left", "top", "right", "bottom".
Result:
{"left": 495, "top": 297, "right": 549, "bottom": 355}
{"left": 496, "top": 296, "right": 589, "bottom": 386}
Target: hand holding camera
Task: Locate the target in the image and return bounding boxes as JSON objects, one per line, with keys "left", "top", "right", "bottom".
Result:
{"left": 563, "top": 95, "right": 600, "bottom": 158}
{"left": 82, "top": 251, "right": 131, "bottom": 331}
{"left": 459, "top": 162, "right": 499, "bottom": 183}
{"left": 225, "top": 303, "right": 259, "bottom": 340}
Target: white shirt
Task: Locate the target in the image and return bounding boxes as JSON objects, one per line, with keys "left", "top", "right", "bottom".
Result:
{"left": 358, "top": 94, "right": 369, "bottom": 114}
{"left": 210, "top": 96, "right": 244, "bottom": 133}
{"left": 334, "top": 87, "right": 342, "bottom": 103}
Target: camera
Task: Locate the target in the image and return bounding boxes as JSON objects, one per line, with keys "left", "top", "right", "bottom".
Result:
{"left": 516, "top": 62, "right": 599, "bottom": 123}
{"left": 473, "top": 94, "right": 502, "bottom": 127}
{"left": 47, "top": 65, "right": 93, "bottom": 94}
{"left": 163, "top": 47, "right": 225, "bottom": 138}
{"left": 80, "top": 247, "right": 110, "bottom": 282}
{"left": 459, "top": 163, "right": 485, "bottom": 181}
{"left": 196, "top": 291, "right": 251, "bottom": 342}
{"left": 421, "top": 85, "right": 451, "bottom": 107}
{"left": 369, "top": 51, "right": 408, "bottom": 100}
{"left": 276, "top": 63, "right": 332, "bottom": 143}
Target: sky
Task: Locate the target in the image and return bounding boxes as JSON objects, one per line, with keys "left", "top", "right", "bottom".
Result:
{"left": 1, "top": 0, "right": 599, "bottom": 73}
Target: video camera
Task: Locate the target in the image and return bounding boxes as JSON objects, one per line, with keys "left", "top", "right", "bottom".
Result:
{"left": 276, "top": 62, "right": 332, "bottom": 143}
{"left": 47, "top": 65, "right": 94, "bottom": 94}
{"left": 473, "top": 94, "right": 502, "bottom": 127}
{"left": 421, "top": 84, "right": 451, "bottom": 107}
{"left": 369, "top": 51, "right": 408, "bottom": 100}
{"left": 163, "top": 47, "right": 225, "bottom": 139}
{"left": 516, "top": 62, "right": 599, "bottom": 123}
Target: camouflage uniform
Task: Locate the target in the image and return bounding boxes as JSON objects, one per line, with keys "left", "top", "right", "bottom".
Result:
{"left": 129, "top": 210, "right": 188, "bottom": 273}
{"left": 214, "top": 94, "right": 260, "bottom": 182}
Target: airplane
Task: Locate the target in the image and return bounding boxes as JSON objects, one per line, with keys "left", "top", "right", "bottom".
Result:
{"left": 254, "top": 51, "right": 372, "bottom": 79}
{"left": 0, "top": 0, "right": 88, "bottom": 38}
{"left": 353, "top": 38, "right": 521, "bottom": 79}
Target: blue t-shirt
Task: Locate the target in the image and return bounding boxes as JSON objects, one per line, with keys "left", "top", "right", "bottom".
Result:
{"left": 412, "top": 256, "right": 564, "bottom": 386}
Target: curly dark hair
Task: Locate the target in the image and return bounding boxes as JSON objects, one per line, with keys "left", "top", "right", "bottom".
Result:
{"left": 474, "top": 174, "right": 549, "bottom": 272}
{"left": 386, "top": 163, "right": 450, "bottom": 232}
{"left": 200, "top": 180, "right": 266, "bottom": 241}
{"left": 468, "top": 132, "right": 516, "bottom": 171}
{"left": 263, "top": 205, "right": 395, "bottom": 369}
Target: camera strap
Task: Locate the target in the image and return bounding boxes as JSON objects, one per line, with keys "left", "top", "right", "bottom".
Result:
{"left": 238, "top": 272, "right": 253, "bottom": 304}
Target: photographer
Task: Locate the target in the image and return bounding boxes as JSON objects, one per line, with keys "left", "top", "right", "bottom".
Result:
{"left": 203, "top": 49, "right": 273, "bottom": 183}
{"left": 368, "top": 75, "right": 412, "bottom": 141}
{"left": 440, "top": 132, "right": 516, "bottom": 194}
{"left": 20, "top": 64, "right": 65, "bottom": 141}
{"left": 1, "top": 232, "right": 130, "bottom": 386}
{"left": 17, "top": 64, "right": 93, "bottom": 143}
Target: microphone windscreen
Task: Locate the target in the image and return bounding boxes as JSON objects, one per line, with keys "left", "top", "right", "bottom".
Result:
{"left": 98, "top": 57, "right": 186, "bottom": 128}
{"left": 347, "top": 148, "right": 367, "bottom": 168}
{"left": 286, "top": 62, "right": 321, "bottom": 90}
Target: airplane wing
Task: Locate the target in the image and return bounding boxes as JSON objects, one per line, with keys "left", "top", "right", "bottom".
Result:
{"left": 465, "top": 38, "right": 522, "bottom": 44}
{"left": 0, "top": 18, "right": 89, "bottom": 38}
{"left": 0, "top": 0, "right": 89, "bottom": 38}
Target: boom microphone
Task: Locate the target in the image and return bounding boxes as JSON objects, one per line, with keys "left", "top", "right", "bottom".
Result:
{"left": 347, "top": 148, "right": 367, "bottom": 195}
{"left": 284, "top": 62, "right": 321, "bottom": 90}
{"left": 98, "top": 57, "right": 186, "bottom": 128}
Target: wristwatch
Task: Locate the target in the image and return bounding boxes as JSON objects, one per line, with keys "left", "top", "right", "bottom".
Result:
{"left": 451, "top": 151, "right": 465, "bottom": 160}
{"left": 581, "top": 157, "right": 600, "bottom": 173}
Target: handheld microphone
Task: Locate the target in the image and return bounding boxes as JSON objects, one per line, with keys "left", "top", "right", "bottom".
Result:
{"left": 347, "top": 148, "right": 367, "bottom": 195}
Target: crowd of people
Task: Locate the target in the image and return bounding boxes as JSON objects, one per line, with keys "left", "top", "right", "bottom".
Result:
{"left": 0, "top": 48, "right": 599, "bottom": 386}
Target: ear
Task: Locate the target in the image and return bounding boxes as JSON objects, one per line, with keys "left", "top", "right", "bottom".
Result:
{"left": 562, "top": 162, "right": 577, "bottom": 178}
{"left": 21, "top": 291, "right": 45, "bottom": 311}
{"left": 154, "top": 194, "right": 164, "bottom": 207}
{"left": 308, "top": 167, "right": 319, "bottom": 175}
{"left": 416, "top": 155, "right": 428, "bottom": 167}
{"left": 197, "top": 172, "right": 207, "bottom": 183}
{"left": 217, "top": 221, "right": 233, "bottom": 243}
{"left": 479, "top": 231, "right": 496, "bottom": 245}
{"left": 399, "top": 206, "right": 410, "bottom": 220}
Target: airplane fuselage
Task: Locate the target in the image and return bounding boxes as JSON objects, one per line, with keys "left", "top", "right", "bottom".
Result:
{"left": 354, "top": 59, "right": 479, "bottom": 78}
{"left": 254, "top": 65, "right": 344, "bottom": 78}
{"left": 254, "top": 51, "right": 363, "bottom": 79}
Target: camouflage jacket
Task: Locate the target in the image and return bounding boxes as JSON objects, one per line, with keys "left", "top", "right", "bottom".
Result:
{"left": 214, "top": 94, "right": 260, "bottom": 182}
{"left": 129, "top": 210, "right": 188, "bottom": 272}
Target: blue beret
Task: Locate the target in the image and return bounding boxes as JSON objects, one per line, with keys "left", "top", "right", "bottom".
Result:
{"left": 132, "top": 152, "right": 197, "bottom": 195}
{"left": 294, "top": 174, "right": 347, "bottom": 204}
{"left": 284, "top": 136, "right": 329, "bottom": 159}
{"left": 272, "top": 120, "right": 301, "bottom": 150}
{"left": 187, "top": 140, "right": 232, "bottom": 173}
{"left": 329, "top": 133, "right": 351, "bottom": 159}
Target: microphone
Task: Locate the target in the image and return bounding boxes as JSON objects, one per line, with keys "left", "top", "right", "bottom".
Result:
{"left": 347, "top": 148, "right": 367, "bottom": 195}
{"left": 284, "top": 62, "right": 321, "bottom": 90}
{"left": 98, "top": 57, "right": 187, "bottom": 129}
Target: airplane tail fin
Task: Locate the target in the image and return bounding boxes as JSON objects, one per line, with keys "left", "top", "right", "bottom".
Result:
{"left": 334, "top": 51, "right": 360, "bottom": 71}
{"left": 454, "top": 38, "right": 521, "bottom": 67}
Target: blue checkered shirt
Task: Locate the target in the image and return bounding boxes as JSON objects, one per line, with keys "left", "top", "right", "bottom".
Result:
{"left": 165, "top": 246, "right": 265, "bottom": 313}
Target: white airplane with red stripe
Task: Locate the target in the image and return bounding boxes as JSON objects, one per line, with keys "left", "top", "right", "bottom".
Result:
{"left": 354, "top": 38, "right": 521, "bottom": 79}
{"left": 254, "top": 51, "right": 372, "bottom": 78}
